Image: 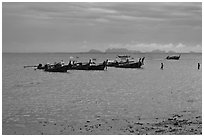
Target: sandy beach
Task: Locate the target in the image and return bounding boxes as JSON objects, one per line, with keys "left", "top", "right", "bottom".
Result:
{"left": 3, "top": 109, "right": 201, "bottom": 135}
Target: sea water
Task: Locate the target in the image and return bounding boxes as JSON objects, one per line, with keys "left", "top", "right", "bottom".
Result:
{"left": 2, "top": 53, "right": 202, "bottom": 132}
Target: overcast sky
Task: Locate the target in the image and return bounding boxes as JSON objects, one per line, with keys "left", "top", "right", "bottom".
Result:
{"left": 2, "top": 2, "right": 202, "bottom": 53}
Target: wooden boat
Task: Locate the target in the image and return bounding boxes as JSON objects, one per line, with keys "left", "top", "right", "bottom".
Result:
{"left": 166, "top": 55, "right": 180, "bottom": 60}
{"left": 107, "top": 56, "right": 145, "bottom": 68}
{"left": 65, "top": 61, "right": 107, "bottom": 70}
{"left": 37, "top": 64, "right": 45, "bottom": 69}
{"left": 117, "top": 55, "right": 131, "bottom": 58}
{"left": 88, "top": 63, "right": 106, "bottom": 70}
{"left": 70, "top": 63, "right": 90, "bottom": 70}
{"left": 115, "top": 61, "right": 143, "bottom": 68}
{"left": 36, "top": 59, "right": 107, "bottom": 71}
{"left": 107, "top": 55, "right": 134, "bottom": 67}
{"left": 44, "top": 67, "right": 68, "bottom": 72}
{"left": 44, "top": 65, "right": 68, "bottom": 72}
{"left": 106, "top": 60, "right": 119, "bottom": 67}
{"left": 71, "top": 63, "right": 106, "bottom": 70}
{"left": 107, "top": 60, "right": 135, "bottom": 67}
{"left": 43, "top": 63, "right": 68, "bottom": 72}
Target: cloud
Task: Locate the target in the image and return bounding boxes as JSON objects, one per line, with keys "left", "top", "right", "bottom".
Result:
{"left": 88, "top": 7, "right": 118, "bottom": 14}
{"left": 3, "top": 2, "right": 201, "bottom": 25}
{"left": 95, "top": 18, "right": 110, "bottom": 23}
{"left": 108, "top": 42, "right": 202, "bottom": 53}
{"left": 107, "top": 2, "right": 201, "bottom": 25}
{"left": 3, "top": 3, "right": 201, "bottom": 53}
{"left": 106, "top": 14, "right": 164, "bottom": 22}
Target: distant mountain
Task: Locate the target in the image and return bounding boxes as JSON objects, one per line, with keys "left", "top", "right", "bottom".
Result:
{"left": 88, "top": 49, "right": 103, "bottom": 53}
{"left": 105, "top": 48, "right": 129, "bottom": 53}
{"left": 189, "top": 51, "right": 202, "bottom": 54}
{"left": 86, "top": 48, "right": 200, "bottom": 54}
{"left": 167, "top": 50, "right": 176, "bottom": 53}
{"left": 150, "top": 49, "right": 166, "bottom": 53}
{"left": 105, "top": 48, "right": 141, "bottom": 53}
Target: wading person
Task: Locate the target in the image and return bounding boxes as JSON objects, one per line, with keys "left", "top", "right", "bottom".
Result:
{"left": 105, "top": 59, "right": 108, "bottom": 70}
{"left": 198, "top": 63, "right": 200, "bottom": 70}
{"left": 161, "top": 63, "right": 164, "bottom": 70}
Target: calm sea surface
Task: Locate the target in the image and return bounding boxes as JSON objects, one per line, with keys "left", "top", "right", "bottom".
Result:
{"left": 2, "top": 53, "right": 202, "bottom": 128}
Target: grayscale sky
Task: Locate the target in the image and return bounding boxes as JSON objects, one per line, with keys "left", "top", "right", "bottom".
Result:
{"left": 2, "top": 2, "right": 202, "bottom": 53}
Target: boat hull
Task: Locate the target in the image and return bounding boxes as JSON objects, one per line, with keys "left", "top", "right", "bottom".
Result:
{"left": 106, "top": 62, "right": 118, "bottom": 67}
{"left": 115, "top": 62, "right": 142, "bottom": 68}
{"left": 44, "top": 67, "right": 68, "bottom": 72}
{"left": 88, "top": 64, "right": 106, "bottom": 70}
{"left": 65, "top": 64, "right": 106, "bottom": 70}
{"left": 166, "top": 56, "right": 180, "bottom": 60}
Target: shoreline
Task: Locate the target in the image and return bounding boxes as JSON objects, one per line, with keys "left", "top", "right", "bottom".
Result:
{"left": 3, "top": 110, "right": 202, "bottom": 135}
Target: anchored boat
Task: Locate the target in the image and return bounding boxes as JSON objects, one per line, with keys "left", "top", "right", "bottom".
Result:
{"left": 166, "top": 55, "right": 181, "bottom": 60}
{"left": 39, "top": 59, "right": 108, "bottom": 72}
{"left": 107, "top": 55, "right": 145, "bottom": 68}
{"left": 44, "top": 64, "right": 68, "bottom": 72}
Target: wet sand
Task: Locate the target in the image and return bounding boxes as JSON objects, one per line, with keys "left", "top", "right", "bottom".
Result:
{"left": 3, "top": 110, "right": 201, "bottom": 135}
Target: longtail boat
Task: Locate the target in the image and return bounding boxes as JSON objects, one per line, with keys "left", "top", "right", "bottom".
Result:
{"left": 106, "top": 60, "right": 119, "bottom": 67}
{"left": 107, "top": 56, "right": 145, "bottom": 68}
{"left": 88, "top": 63, "right": 106, "bottom": 70}
{"left": 37, "top": 64, "right": 45, "bottom": 69}
{"left": 117, "top": 55, "right": 131, "bottom": 58}
{"left": 46, "top": 60, "right": 108, "bottom": 71}
{"left": 69, "top": 62, "right": 106, "bottom": 70}
{"left": 166, "top": 55, "right": 180, "bottom": 60}
{"left": 44, "top": 64, "right": 68, "bottom": 72}
{"left": 115, "top": 61, "right": 143, "bottom": 68}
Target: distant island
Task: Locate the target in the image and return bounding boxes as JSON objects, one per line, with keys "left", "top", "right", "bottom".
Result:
{"left": 87, "top": 49, "right": 103, "bottom": 53}
{"left": 87, "top": 48, "right": 141, "bottom": 53}
{"left": 87, "top": 48, "right": 200, "bottom": 54}
{"left": 150, "top": 49, "right": 166, "bottom": 53}
{"left": 105, "top": 48, "right": 141, "bottom": 53}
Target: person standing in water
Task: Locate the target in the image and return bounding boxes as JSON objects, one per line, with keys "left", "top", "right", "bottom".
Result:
{"left": 105, "top": 59, "right": 108, "bottom": 70}
{"left": 161, "top": 63, "right": 164, "bottom": 70}
{"left": 198, "top": 63, "right": 200, "bottom": 70}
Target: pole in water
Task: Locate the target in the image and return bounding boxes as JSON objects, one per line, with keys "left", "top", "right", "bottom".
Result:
{"left": 161, "top": 63, "right": 164, "bottom": 70}
{"left": 198, "top": 63, "right": 200, "bottom": 70}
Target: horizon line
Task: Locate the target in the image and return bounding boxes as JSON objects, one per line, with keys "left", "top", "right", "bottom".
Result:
{"left": 2, "top": 51, "right": 202, "bottom": 54}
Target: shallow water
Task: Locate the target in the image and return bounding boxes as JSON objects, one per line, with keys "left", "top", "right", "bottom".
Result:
{"left": 2, "top": 53, "right": 202, "bottom": 133}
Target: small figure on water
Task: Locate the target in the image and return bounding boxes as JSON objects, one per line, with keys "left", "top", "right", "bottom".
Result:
{"left": 198, "top": 63, "right": 200, "bottom": 70}
{"left": 106, "top": 59, "right": 108, "bottom": 70}
{"left": 161, "top": 63, "right": 164, "bottom": 70}
{"left": 103, "top": 59, "right": 108, "bottom": 70}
